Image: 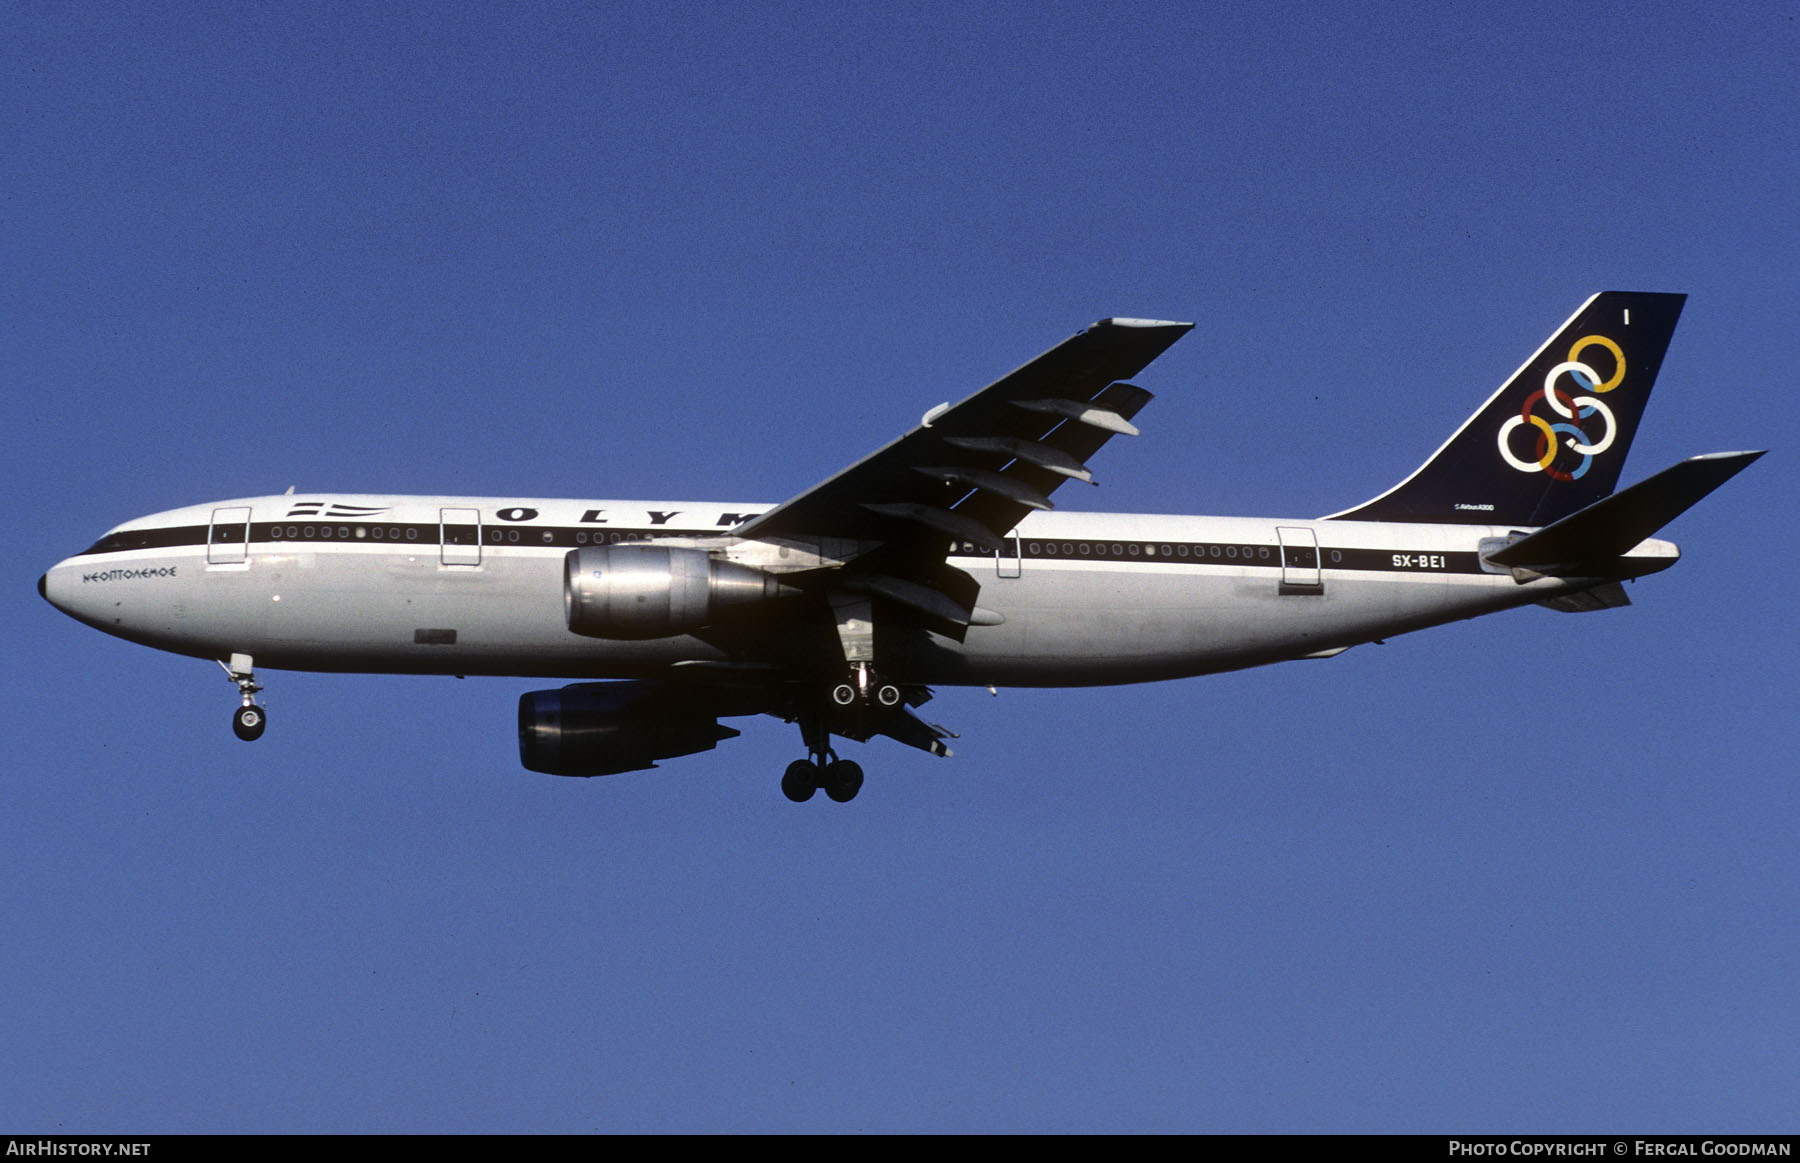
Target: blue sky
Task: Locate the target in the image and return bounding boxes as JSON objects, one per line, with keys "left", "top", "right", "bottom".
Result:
{"left": 6, "top": 1, "right": 1797, "bottom": 1133}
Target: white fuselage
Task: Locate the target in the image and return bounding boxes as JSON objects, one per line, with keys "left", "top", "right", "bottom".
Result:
{"left": 40, "top": 493, "right": 1680, "bottom": 687}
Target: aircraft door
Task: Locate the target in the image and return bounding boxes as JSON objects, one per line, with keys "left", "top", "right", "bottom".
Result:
{"left": 208, "top": 507, "right": 252, "bottom": 565}
{"left": 1277, "top": 526, "right": 1323, "bottom": 595}
{"left": 440, "top": 508, "right": 482, "bottom": 566}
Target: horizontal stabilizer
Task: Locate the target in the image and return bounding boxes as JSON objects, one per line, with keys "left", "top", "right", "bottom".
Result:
{"left": 1484, "top": 450, "right": 1764, "bottom": 574}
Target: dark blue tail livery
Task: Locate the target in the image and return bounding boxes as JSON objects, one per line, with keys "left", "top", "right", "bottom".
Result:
{"left": 1330, "top": 292, "right": 1686, "bottom": 526}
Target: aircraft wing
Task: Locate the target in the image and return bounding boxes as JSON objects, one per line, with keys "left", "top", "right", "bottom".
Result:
{"left": 737, "top": 316, "right": 1193, "bottom": 632}
{"left": 735, "top": 318, "right": 1192, "bottom": 633}
{"left": 739, "top": 317, "right": 1193, "bottom": 544}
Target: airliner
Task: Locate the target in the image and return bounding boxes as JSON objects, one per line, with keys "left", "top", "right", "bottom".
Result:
{"left": 40, "top": 292, "right": 1761, "bottom": 802}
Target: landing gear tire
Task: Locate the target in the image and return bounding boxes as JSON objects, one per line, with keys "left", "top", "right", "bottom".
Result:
{"left": 830, "top": 683, "right": 857, "bottom": 707}
{"left": 232, "top": 704, "right": 267, "bottom": 742}
{"left": 782, "top": 759, "right": 819, "bottom": 802}
{"left": 823, "top": 759, "right": 864, "bottom": 803}
{"left": 875, "top": 683, "right": 902, "bottom": 707}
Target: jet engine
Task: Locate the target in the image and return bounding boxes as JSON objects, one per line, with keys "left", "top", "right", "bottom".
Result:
{"left": 563, "top": 545, "right": 793, "bottom": 639}
{"left": 518, "top": 682, "right": 741, "bottom": 776}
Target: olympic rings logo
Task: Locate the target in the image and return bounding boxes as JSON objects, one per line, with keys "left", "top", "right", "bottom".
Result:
{"left": 1496, "top": 334, "right": 1626, "bottom": 480}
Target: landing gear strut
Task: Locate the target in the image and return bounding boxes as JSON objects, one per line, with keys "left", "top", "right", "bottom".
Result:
{"left": 219, "top": 653, "right": 266, "bottom": 742}
{"left": 795, "top": 595, "right": 896, "bottom": 802}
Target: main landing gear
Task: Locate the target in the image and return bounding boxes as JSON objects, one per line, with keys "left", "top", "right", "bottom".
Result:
{"left": 782, "top": 754, "right": 865, "bottom": 803}
{"left": 782, "top": 681, "right": 882, "bottom": 803}
{"left": 219, "top": 653, "right": 266, "bottom": 742}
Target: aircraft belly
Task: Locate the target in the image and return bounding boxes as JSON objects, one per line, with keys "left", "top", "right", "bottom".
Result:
{"left": 51, "top": 548, "right": 719, "bottom": 678}
{"left": 249, "top": 551, "right": 725, "bottom": 675}
{"left": 904, "top": 564, "right": 1489, "bottom": 686}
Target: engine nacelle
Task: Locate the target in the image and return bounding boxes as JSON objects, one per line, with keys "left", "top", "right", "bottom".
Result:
{"left": 518, "top": 682, "right": 741, "bottom": 777}
{"left": 563, "top": 545, "right": 792, "bottom": 639}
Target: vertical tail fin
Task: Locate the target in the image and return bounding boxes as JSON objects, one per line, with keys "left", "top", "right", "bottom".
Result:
{"left": 1329, "top": 292, "right": 1686, "bottom": 526}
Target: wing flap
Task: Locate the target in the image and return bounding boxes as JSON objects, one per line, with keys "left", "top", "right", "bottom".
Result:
{"left": 1537, "top": 582, "right": 1633, "bottom": 612}
{"left": 872, "top": 704, "right": 958, "bottom": 758}
{"left": 911, "top": 466, "right": 1055, "bottom": 511}
{"left": 861, "top": 502, "right": 1008, "bottom": 553}
{"left": 941, "top": 435, "right": 1096, "bottom": 483}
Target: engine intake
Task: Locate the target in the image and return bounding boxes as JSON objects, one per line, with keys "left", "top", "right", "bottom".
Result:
{"left": 563, "top": 545, "right": 792, "bottom": 639}
{"left": 518, "top": 682, "right": 741, "bottom": 777}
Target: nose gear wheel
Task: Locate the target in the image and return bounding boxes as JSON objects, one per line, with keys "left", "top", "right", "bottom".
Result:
{"left": 219, "top": 654, "right": 266, "bottom": 743}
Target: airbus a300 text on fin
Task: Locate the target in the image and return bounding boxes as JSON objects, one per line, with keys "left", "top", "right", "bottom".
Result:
{"left": 41, "top": 293, "right": 1763, "bottom": 802}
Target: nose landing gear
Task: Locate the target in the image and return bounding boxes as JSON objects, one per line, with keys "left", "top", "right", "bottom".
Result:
{"left": 219, "top": 654, "right": 266, "bottom": 742}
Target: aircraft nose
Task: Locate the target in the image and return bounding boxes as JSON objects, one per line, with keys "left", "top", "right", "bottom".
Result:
{"left": 40, "top": 557, "right": 112, "bottom": 627}
{"left": 39, "top": 562, "right": 75, "bottom": 616}
{"left": 40, "top": 566, "right": 65, "bottom": 613}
